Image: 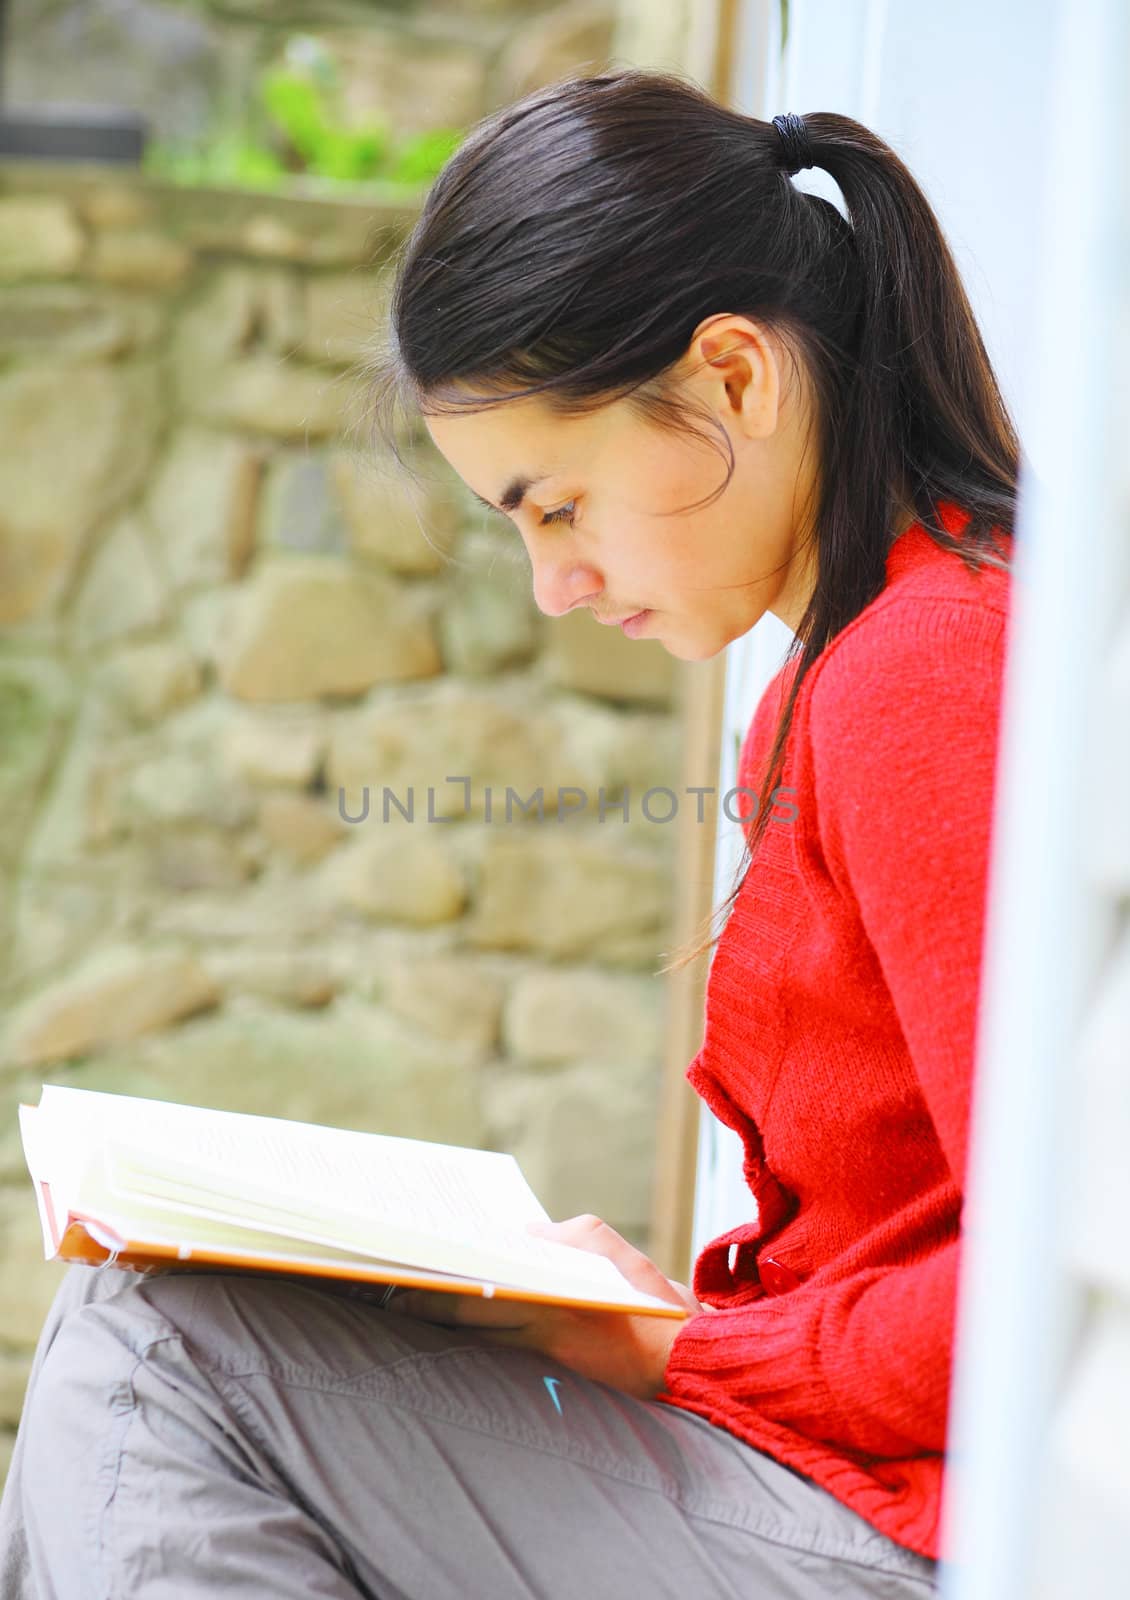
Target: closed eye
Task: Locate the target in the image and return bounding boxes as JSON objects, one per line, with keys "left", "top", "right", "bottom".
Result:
{"left": 540, "top": 500, "right": 577, "bottom": 527}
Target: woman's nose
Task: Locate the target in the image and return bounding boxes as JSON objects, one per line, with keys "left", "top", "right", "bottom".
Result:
{"left": 530, "top": 559, "right": 605, "bottom": 618}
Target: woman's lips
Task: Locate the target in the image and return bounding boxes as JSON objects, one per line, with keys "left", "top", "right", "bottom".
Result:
{"left": 619, "top": 610, "right": 652, "bottom": 637}
{"left": 589, "top": 608, "right": 653, "bottom": 633}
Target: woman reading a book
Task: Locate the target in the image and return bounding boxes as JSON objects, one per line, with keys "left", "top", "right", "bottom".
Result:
{"left": 1, "top": 70, "right": 1017, "bottom": 1599}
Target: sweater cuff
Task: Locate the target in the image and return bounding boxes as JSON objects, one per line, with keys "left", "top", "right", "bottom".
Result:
{"left": 659, "top": 1294, "right": 850, "bottom": 1438}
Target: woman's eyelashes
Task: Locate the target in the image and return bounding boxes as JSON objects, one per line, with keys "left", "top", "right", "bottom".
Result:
{"left": 540, "top": 499, "right": 577, "bottom": 527}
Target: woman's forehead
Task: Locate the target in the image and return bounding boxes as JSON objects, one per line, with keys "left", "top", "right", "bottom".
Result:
{"left": 424, "top": 397, "right": 618, "bottom": 484}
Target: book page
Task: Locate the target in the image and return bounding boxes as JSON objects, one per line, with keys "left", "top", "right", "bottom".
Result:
{"left": 33, "top": 1087, "right": 672, "bottom": 1307}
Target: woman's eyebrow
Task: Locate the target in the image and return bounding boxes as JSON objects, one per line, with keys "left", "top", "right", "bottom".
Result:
{"left": 470, "top": 475, "right": 550, "bottom": 515}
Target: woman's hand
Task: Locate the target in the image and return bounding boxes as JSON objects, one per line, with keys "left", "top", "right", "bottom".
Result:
{"left": 384, "top": 1214, "right": 711, "bottom": 1401}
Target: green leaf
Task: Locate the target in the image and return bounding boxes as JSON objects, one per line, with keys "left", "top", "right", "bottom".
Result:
{"left": 386, "top": 127, "right": 463, "bottom": 184}
{"left": 261, "top": 67, "right": 331, "bottom": 163}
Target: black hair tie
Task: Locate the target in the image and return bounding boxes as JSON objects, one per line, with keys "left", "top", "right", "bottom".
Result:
{"left": 772, "top": 113, "right": 816, "bottom": 176}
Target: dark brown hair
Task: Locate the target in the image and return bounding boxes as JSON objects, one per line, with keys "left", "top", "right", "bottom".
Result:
{"left": 357, "top": 67, "right": 1021, "bottom": 972}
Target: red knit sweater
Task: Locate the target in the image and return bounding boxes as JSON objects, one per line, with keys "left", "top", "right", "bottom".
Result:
{"left": 657, "top": 500, "right": 1013, "bottom": 1562}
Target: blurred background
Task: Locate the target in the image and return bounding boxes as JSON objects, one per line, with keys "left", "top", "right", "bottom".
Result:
{"left": 1, "top": 7, "right": 1128, "bottom": 1597}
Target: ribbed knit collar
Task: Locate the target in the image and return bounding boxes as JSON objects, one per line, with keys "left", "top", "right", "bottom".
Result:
{"left": 886, "top": 499, "right": 975, "bottom": 582}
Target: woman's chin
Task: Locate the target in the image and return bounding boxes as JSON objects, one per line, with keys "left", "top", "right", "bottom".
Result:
{"left": 658, "top": 626, "right": 728, "bottom": 663}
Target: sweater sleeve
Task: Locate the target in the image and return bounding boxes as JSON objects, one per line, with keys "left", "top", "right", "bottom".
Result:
{"left": 660, "top": 599, "right": 1009, "bottom": 1458}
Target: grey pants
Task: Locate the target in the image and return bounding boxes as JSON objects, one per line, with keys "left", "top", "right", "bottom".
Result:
{"left": 0, "top": 1263, "right": 941, "bottom": 1599}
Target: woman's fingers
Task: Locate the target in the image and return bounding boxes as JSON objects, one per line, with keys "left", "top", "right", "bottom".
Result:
{"left": 527, "top": 1214, "right": 700, "bottom": 1311}
{"left": 384, "top": 1216, "right": 707, "bottom": 1328}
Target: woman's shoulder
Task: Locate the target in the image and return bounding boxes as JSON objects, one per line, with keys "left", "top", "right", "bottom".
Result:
{"left": 737, "top": 510, "right": 1014, "bottom": 789}
{"left": 805, "top": 515, "right": 1013, "bottom": 711}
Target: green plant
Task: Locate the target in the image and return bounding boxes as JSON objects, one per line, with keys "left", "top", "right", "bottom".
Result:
{"left": 143, "top": 134, "right": 288, "bottom": 188}
{"left": 142, "top": 33, "right": 464, "bottom": 193}
{"left": 260, "top": 65, "right": 392, "bottom": 182}
{"left": 385, "top": 127, "right": 465, "bottom": 185}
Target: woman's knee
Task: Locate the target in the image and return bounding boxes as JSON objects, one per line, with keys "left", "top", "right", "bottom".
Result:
{"left": 30, "top": 1270, "right": 331, "bottom": 1401}
{"left": 27, "top": 1283, "right": 164, "bottom": 1423}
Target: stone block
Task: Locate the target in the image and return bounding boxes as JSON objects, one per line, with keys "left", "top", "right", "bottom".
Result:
{"left": 284, "top": 922, "right": 458, "bottom": 1006}
{"left": 352, "top": 690, "right": 681, "bottom": 836}
{"left": 200, "top": 948, "right": 338, "bottom": 1010}
{"left": 0, "top": 652, "right": 74, "bottom": 866}
{"left": 178, "top": 587, "right": 234, "bottom": 672}
{"left": 0, "top": 284, "right": 162, "bottom": 363}
{"left": 502, "top": 967, "right": 664, "bottom": 1065}
{"left": 172, "top": 262, "right": 304, "bottom": 354}
{"left": 304, "top": 271, "right": 389, "bottom": 368}
{"left": 77, "top": 185, "right": 152, "bottom": 230}
{"left": 540, "top": 605, "right": 676, "bottom": 706}
{"left": 172, "top": 265, "right": 338, "bottom": 437}
{"left": 70, "top": 514, "right": 169, "bottom": 650}
{"left": 173, "top": 267, "right": 258, "bottom": 368}
{"left": 190, "top": 355, "right": 354, "bottom": 440}
{"left": 0, "top": 362, "right": 163, "bottom": 624}
{"left": 255, "top": 269, "right": 306, "bottom": 356}
{"left": 377, "top": 955, "right": 504, "bottom": 1054}
{"left": 96, "top": 639, "right": 203, "bottom": 725}
{"left": 481, "top": 1054, "right": 660, "bottom": 1232}
{"left": 147, "top": 872, "right": 340, "bottom": 945}
{"left": 80, "top": 696, "right": 256, "bottom": 845}
{"left": 0, "top": 198, "right": 84, "bottom": 280}
{"left": 328, "top": 683, "right": 550, "bottom": 823}
{"left": 87, "top": 229, "right": 193, "bottom": 290}
{"left": 329, "top": 451, "right": 460, "bottom": 576}
{"left": 143, "top": 830, "right": 259, "bottom": 893}
{"left": 22, "top": 698, "right": 127, "bottom": 871}
{"left": 146, "top": 427, "right": 265, "bottom": 590}
{"left": 321, "top": 832, "right": 466, "bottom": 925}
{"left": 3, "top": 945, "right": 221, "bottom": 1069}
{"left": 468, "top": 830, "right": 672, "bottom": 965}
{"left": 256, "top": 792, "right": 345, "bottom": 865}
{"left": 260, "top": 452, "right": 348, "bottom": 557}
{"left": 220, "top": 710, "right": 327, "bottom": 789}
{"left": 437, "top": 529, "right": 542, "bottom": 674}
{"left": 217, "top": 557, "right": 441, "bottom": 701}
{"left": 26, "top": 692, "right": 256, "bottom": 865}
{"left": 112, "top": 746, "right": 256, "bottom": 836}
{"left": 601, "top": 708, "right": 684, "bottom": 807}
{"left": 546, "top": 694, "right": 683, "bottom": 819}
{"left": 239, "top": 214, "right": 311, "bottom": 262}
{"left": 5, "top": 853, "right": 154, "bottom": 994}
{"left": 171, "top": 197, "right": 392, "bottom": 271}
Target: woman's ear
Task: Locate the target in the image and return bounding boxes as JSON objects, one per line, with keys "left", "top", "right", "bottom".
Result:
{"left": 687, "top": 315, "right": 781, "bottom": 438}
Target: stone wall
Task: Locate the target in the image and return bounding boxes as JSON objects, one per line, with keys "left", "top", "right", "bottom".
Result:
{"left": 0, "top": 156, "right": 691, "bottom": 1476}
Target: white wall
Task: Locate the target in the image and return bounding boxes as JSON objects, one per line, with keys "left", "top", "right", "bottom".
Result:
{"left": 782, "top": 0, "right": 1059, "bottom": 478}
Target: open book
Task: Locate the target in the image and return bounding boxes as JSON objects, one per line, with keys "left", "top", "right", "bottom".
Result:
{"left": 18, "top": 1086, "right": 688, "bottom": 1319}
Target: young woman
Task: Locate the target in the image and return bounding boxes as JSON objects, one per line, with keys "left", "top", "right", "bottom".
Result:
{"left": 0, "top": 69, "right": 1018, "bottom": 1599}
